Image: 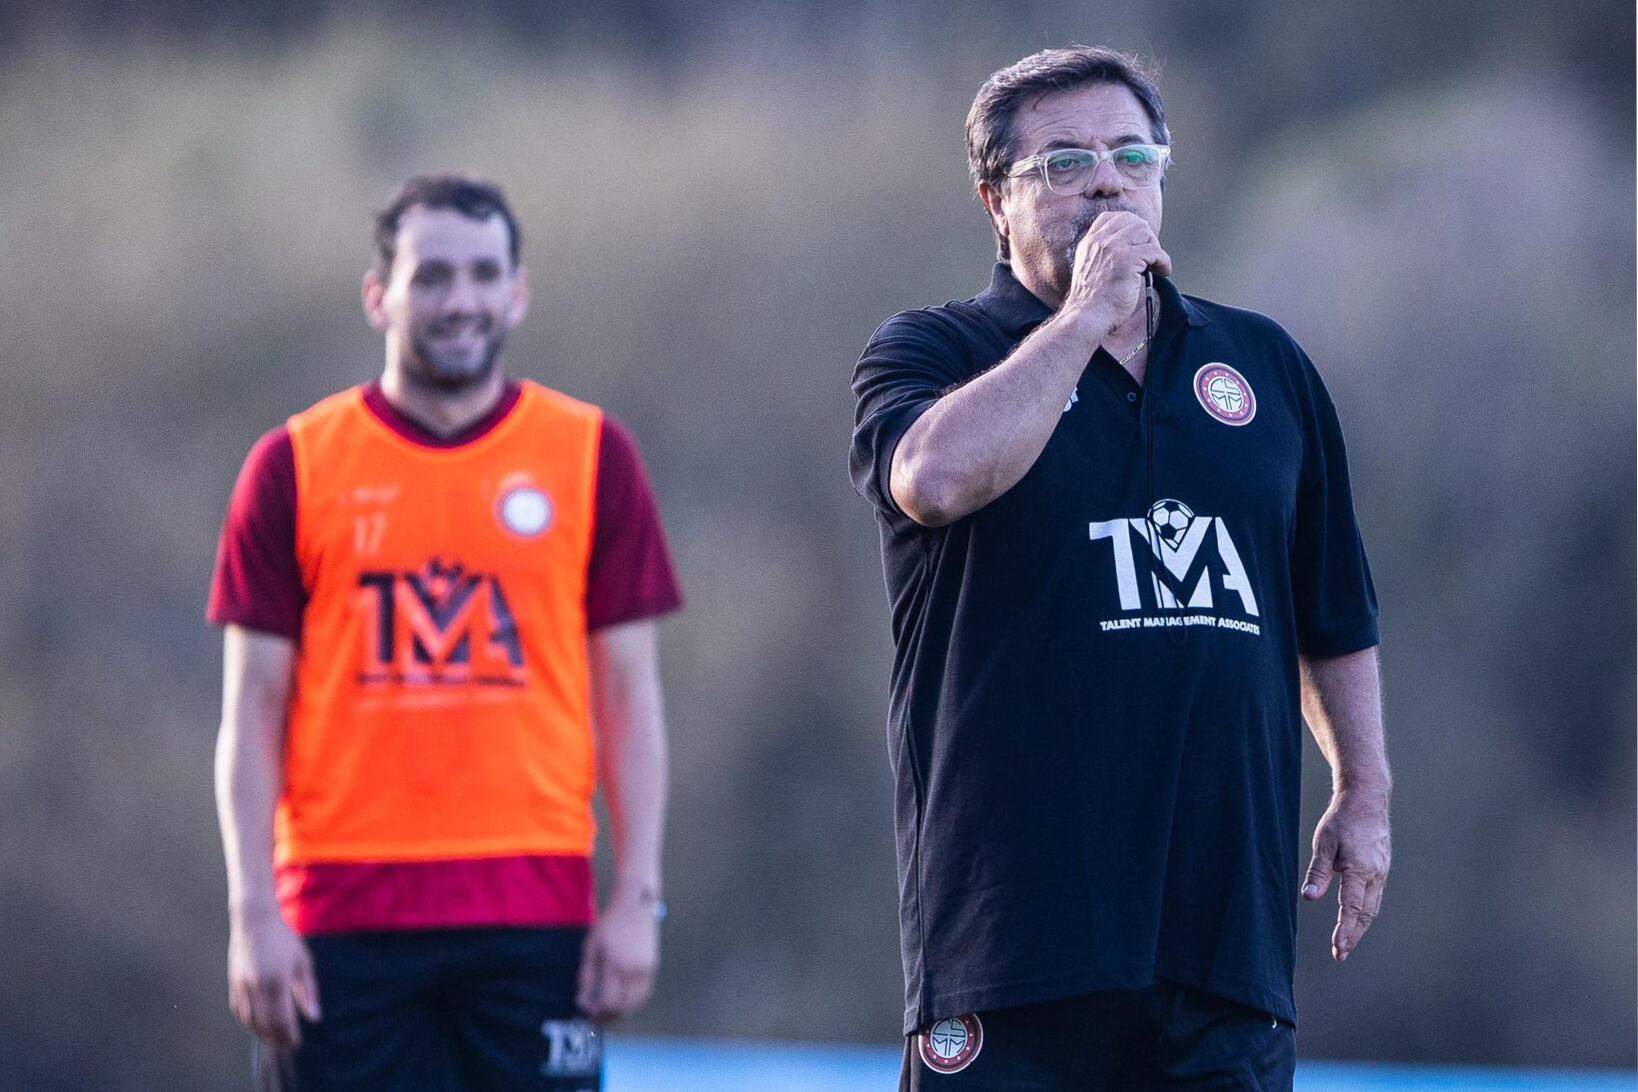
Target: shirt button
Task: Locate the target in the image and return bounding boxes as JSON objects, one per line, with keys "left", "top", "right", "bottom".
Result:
{"left": 1126, "top": 392, "right": 1138, "bottom": 403}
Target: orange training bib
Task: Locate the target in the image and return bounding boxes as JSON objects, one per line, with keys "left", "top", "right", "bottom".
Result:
{"left": 278, "top": 382, "right": 602, "bottom": 865}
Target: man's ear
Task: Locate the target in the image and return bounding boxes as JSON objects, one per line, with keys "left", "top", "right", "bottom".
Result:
{"left": 507, "top": 265, "right": 530, "bottom": 328}
{"left": 362, "top": 269, "right": 389, "bottom": 332}
{"left": 978, "top": 180, "right": 1011, "bottom": 250}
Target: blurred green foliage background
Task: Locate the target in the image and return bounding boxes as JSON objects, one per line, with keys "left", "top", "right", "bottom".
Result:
{"left": 0, "top": 3, "right": 1631, "bottom": 1088}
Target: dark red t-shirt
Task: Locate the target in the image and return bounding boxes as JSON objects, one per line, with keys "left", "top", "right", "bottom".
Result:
{"left": 207, "top": 380, "right": 683, "bottom": 934}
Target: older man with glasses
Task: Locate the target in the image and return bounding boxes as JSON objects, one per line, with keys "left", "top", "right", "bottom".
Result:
{"left": 849, "top": 46, "right": 1390, "bottom": 1091}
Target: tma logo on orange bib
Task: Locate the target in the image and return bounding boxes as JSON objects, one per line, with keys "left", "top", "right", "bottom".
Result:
{"left": 356, "top": 557, "right": 528, "bottom": 686}
{"left": 1089, "top": 499, "right": 1262, "bottom": 636}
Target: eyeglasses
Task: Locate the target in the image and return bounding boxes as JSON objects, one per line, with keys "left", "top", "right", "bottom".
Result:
{"left": 1006, "top": 144, "right": 1172, "bottom": 194}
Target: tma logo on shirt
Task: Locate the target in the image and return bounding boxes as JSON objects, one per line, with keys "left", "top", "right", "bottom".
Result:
{"left": 356, "top": 557, "right": 527, "bottom": 686}
{"left": 1088, "top": 500, "right": 1262, "bottom": 636}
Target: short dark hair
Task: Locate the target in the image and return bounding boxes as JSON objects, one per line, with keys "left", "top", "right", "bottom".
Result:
{"left": 965, "top": 46, "right": 1169, "bottom": 257}
{"left": 373, "top": 174, "right": 522, "bottom": 277}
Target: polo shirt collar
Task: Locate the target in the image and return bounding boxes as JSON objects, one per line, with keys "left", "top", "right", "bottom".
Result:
{"left": 974, "top": 261, "right": 1211, "bottom": 340}
{"left": 974, "top": 262, "right": 1054, "bottom": 338}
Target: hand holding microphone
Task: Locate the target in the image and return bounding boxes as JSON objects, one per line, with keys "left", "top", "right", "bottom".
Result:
{"left": 1061, "top": 211, "right": 1171, "bottom": 339}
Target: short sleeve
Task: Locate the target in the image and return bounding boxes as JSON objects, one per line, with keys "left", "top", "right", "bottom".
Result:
{"left": 1291, "top": 354, "right": 1380, "bottom": 657}
{"left": 206, "top": 426, "right": 306, "bottom": 640}
{"left": 849, "top": 311, "right": 973, "bottom": 518}
{"left": 587, "top": 417, "right": 683, "bottom": 631}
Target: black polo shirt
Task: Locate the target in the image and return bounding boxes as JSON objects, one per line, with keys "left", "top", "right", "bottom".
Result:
{"left": 850, "top": 262, "right": 1378, "bottom": 1035}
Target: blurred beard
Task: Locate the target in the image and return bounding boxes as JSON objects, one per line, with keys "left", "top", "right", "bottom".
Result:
{"left": 405, "top": 326, "right": 506, "bottom": 392}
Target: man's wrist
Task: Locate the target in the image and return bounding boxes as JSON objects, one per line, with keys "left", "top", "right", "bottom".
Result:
{"left": 228, "top": 894, "right": 283, "bottom": 925}
{"left": 1049, "top": 301, "right": 1117, "bottom": 347}
{"left": 609, "top": 879, "right": 667, "bottom": 922}
{"left": 1332, "top": 774, "right": 1391, "bottom": 807}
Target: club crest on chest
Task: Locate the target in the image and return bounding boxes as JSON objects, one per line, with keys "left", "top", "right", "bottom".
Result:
{"left": 1193, "top": 362, "right": 1256, "bottom": 426}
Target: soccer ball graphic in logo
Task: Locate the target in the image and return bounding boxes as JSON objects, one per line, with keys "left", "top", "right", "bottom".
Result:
{"left": 1147, "top": 499, "right": 1195, "bottom": 549}
{"left": 1207, "top": 374, "right": 1245, "bottom": 414}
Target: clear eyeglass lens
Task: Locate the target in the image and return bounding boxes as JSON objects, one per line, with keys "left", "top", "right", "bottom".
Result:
{"left": 1042, "top": 151, "right": 1097, "bottom": 192}
{"left": 1041, "top": 147, "right": 1164, "bottom": 193}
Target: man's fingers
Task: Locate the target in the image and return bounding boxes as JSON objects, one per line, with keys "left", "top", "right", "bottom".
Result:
{"left": 601, "top": 965, "right": 653, "bottom": 1021}
{"left": 575, "top": 937, "right": 597, "bottom": 1002}
{"left": 254, "top": 980, "right": 292, "bottom": 1047}
{"left": 1087, "top": 210, "right": 1143, "bottom": 237}
{"left": 1333, "top": 872, "right": 1370, "bottom": 962}
{"left": 243, "top": 981, "right": 270, "bottom": 1038}
{"left": 1304, "top": 825, "right": 1338, "bottom": 900}
{"left": 1133, "top": 243, "right": 1170, "bottom": 279}
{"left": 274, "top": 982, "right": 303, "bottom": 1049}
{"left": 1076, "top": 213, "right": 1155, "bottom": 256}
{"left": 621, "top": 963, "right": 655, "bottom": 1012}
{"left": 1344, "top": 873, "right": 1387, "bottom": 957}
{"left": 602, "top": 971, "right": 634, "bottom": 1021}
{"left": 575, "top": 940, "right": 605, "bottom": 1015}
{"left": 1363, "top": 875, "right": 1386, "bottom": 924}
{"left": 625, "top": 967, "right": 656, "bottom": 1013}
{"left": 1302, "top": 852, "right": 1333, "bottom": 901}
{"left": 244, "top": 982, "right": 276, "bottom": 1044}
{"left": 241, "top": 975, "right": 302, "bottom": 1048}
{"left": 229, "top": 979, "right": 248, "bottom": 1026}
{"left": 291, "top": 953, "right": 322, "bottom": 1023}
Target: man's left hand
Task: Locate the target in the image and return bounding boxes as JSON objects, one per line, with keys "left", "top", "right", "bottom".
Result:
{"left": 575, "top": 886, "right": 660, "bottom": 1021}
{"left": 1302, "top": 788, "right": 1391, "bottom": 962}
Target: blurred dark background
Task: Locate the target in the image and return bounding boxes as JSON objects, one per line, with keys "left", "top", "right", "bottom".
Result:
{"left": 0, "top": 2, "right": 1632, "bottom": 1088}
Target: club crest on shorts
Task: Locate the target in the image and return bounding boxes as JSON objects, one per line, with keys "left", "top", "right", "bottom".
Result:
{"left": 497, "top": 483, "right": 553, "bottom": 538}
{"left": 1193, "top": 362, "right": 1256, "bottom": 426}
{"left": 919, "top": 1014, "right": 983, "bottom": 1074}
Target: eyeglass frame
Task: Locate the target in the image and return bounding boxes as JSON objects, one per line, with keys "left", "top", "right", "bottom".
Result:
{"left": 1005, "top": 144, "right": 1173, "bottom": 193}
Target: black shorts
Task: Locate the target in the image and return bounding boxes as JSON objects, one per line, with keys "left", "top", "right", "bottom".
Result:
{"left": 253, "top": 927, "right": 600, "bottom": 1092}
{"left": 901, "top": 981, "right": 1295, "bottom": 1092}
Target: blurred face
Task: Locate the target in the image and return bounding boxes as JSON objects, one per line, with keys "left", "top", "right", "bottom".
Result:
{"left": 364, "top": 206, "right": 527, "bottom": 390}
{"left": 981, "top": 82, "right": 1165, "bottom": 302}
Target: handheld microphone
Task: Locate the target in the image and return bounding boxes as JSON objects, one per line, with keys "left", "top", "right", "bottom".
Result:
{"left": 1143, "top": 269, "right": 1156, "bottom": 340}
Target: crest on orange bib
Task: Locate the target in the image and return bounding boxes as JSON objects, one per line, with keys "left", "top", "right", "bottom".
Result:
{"left": 1193, "top": 362, "right": 1256, "bottom": 426}
{"left": 498, "top": 482, "right": 554, "bottom": 537}
{"left": 919, "top": 1014, "right": 983, "bottom": 1074}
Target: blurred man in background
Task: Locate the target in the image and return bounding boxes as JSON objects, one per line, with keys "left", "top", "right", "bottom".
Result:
{"left": 209, "top": 175, "right": 681, "bottom": 1090}
{"left": 850, "top": 47, "right": 1390, "bottom": 1090}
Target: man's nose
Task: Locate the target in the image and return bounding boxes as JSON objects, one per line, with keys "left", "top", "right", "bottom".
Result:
{"left": 442, "top": 273, "right": 481, "bottom": 314}
{"left": 1082, "top": 157, "right": 1124, "bottom": 197}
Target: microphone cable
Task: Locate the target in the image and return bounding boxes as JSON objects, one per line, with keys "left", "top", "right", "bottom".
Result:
{"left": 1143, "top": 271, "right": 1187, "bottom": 646}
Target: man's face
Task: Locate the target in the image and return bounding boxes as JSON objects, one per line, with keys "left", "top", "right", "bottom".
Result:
{"left": 364, "top": 206, "right": 527, "bottom": 390}
{"left": 981, "top": 82, "right": 1165, "bottom": 301}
